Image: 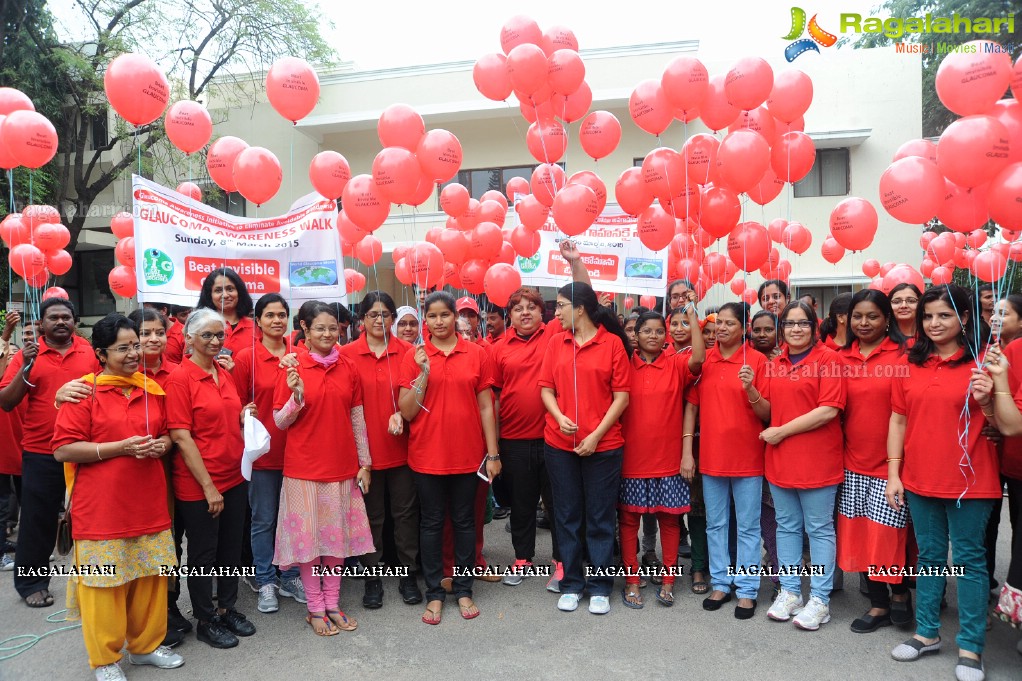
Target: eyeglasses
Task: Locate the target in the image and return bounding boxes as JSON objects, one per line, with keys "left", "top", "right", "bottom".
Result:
{"left": 780, "top": 320, "right": 813, "bottom": 329}
{"left": 555, "top": 302, "right": 573, "bottom": 310}
{"left": 106, "top": 343, "right": 142, "bottom": 354}
{"left": 310, "top": 326, "right": 339, "bottom": 334}
{"left": 397, "top": 320, "right": 418, "bottom": 328}
{"left": 638, "top": 328, "right": 667, "bottom": 337}
{"left": 198, "top": 332, "right": 225, "bottom": 341}
{"left": 365, "top": 311, "right": 393, "bottom": 320}
{"left": 890, "top": 297, "right": 918, "bottom": 306}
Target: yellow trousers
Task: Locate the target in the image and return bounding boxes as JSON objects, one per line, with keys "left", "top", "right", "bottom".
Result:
{"left": 77, "top": 575, "right": 167, "bottom": 669}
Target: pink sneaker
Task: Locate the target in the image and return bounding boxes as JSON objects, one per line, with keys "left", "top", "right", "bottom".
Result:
{"left": 546, "top": 561, "right": 564, "bottom": 593}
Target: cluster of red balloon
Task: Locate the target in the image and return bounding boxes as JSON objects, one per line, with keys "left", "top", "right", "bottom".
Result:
{"left": 876, "top": 42, "right": 1022, "bottom": 285}
{"left": 108, "top": 211, "right": 138, "bottom": 297}
{"left": 0, "top": 88, "right": 59, "bottom": 171}
{"left": 0, "top": 205, "right": 73, "bottom": 288}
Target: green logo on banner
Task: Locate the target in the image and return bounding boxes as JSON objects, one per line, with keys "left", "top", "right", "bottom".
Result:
{"left": 143, "top": 248, "right": 174, "bottom": 286}
{"left": 517, "top": 253, "right": 541, "bottom": 273}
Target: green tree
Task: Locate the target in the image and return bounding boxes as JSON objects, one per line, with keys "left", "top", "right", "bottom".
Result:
{"left": 845, "top": 0, "right": 1019, "bottom": 137}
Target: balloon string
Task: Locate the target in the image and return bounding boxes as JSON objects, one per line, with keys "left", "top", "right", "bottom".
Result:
{"left": 7, "top": 169, "right": 14, "bottom": 314}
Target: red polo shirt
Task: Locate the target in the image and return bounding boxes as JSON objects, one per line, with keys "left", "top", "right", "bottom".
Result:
{"left": 688, "top": 344, "right": 768, "bottom": 477}
{"left": 223, "top": 316, "right": 257, "bottom": 356}
{"left": 1, "top": 336, "right": 99, "bottom": 455}
{"left": 763, "top": 344, "right": 846, "bottom": 489}
{"left": 165, "top": 319, "right": 185, "bottom": 365}
{"left": 52, "top": 385, "right": 171, "bottom": 540}
{"left": 273, "top": 352, "right": 363, "bottom": 482}
{"left": 538, "top": 325, "right": 631, "bottom": 453}
{"left": 491, "top": 320, "right": 563, "bottom": 441}
{"left": 622, "top": 351, "right": 693, "bottom": 478}
{"left": 0, "top": 403, "right": 24, "bottom": 475}
{"left": 233, "top": 343, "right": 287, "bottom": 471}
{"left": 400, "top": 336, "right": 493, "bottom": 475}
{"left": 1000, "top": 338, "right": 1022, "bottom": 479}
{"left": 892, "top": 351, "right": 1001, "bottom": 499}
{"left": 144, "top": 360, "right": 179, "bottom": 385}
{"left": 838, "top": 338, "right": 904, "bottom": 478}
{"left": 340, "top": 334, "right": 412, "bottom": 470}
{"left": 165, "top": 360, "right": 245, "bottom": 500}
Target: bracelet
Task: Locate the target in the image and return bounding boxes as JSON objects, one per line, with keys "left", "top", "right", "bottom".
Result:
{"left": 682, "top": 434, "right": 694, "bottom": 439}
{"left": 748, "top": 392, "right": 762, "bottom": 405}
{"left": 359, "top": 465, "right": 371, "bottom": 472}
{"left": 995, "top": 391, "right": 1013, "bottom": 396}
{"left": 485, "top": 455, "right": 500, "bottom": 462}
{"left": 982, "top": 408, "right": 995, "bottom": 417}
{"left": 96, "top": 444, "right": 103, "bottom": 461}
{"left": 886, "top": 457, "right": 902, "bottom": 463}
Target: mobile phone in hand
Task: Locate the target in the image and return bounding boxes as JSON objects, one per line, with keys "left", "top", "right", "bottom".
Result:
{"left": 357, "top": 478, "right": 366, "bottom": 494}
{"left": 218, "top": 347, "right": 233, "bottom": 357}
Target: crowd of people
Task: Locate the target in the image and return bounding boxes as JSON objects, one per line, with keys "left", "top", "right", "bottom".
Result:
{"left": 0, "top": 243, "right": 1020, "bottom": 681}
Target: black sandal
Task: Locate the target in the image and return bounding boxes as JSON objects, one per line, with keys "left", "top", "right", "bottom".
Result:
{"left": 655, "top": 585, "right": 674, "bottom": 607}
{"left": 25, "top": 589, "right": 53, "bottom": 608}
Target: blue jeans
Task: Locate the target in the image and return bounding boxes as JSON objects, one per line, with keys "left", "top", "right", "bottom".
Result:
{"left": 906, "top": 491, "right": 994, "bottom": 654}
{"left": 704, "top": 475, "right": 763, "bottom": 599}
{"left": 249, "top": 469, "right": 297, "bottom": 587}
{"left": 769, "top": 483, "right": 838, "bottom": 604}
{"left": 544, "top": 445, "right": 622, "bottom": 597}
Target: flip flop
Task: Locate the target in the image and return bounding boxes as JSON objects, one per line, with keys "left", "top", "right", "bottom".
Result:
{"left": 25, "top": 589, "right": 53, "bottom": 608}
{"left": 458, "top": 598, "right": 480, "bottom": 620}
{"left": 621, "top": 586, "right": 644, "bottom": 610}
{"left": 421, "top": 601, "right": 443, "bottom": 625}
{"left": 305, "top": 613, "right": 339, "bottom": 636}
{"left": 655, "top": 586, "right": 675, "bottom": 607}
{"left": 325, "top": 610, "right": 357, "bottom": 632}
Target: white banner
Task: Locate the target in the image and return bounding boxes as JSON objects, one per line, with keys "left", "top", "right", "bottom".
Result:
{"left": 510, "top": 210, "right": 668, "bottom": 294}
{"left": 132, "top": 176, "right": 344, "bottom": 306}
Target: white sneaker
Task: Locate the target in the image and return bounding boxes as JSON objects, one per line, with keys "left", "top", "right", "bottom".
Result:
{"left": 589, "top": 595, "right": 610, "bottom": 615}
{"left": 0, "top": 553, "right": 13, "bottom": 571}
{"left": 95, "top": 663, "right": 126, "bottom": 681}
{"left": 278, "top": 575, "right": 307, "bottom": 604}
{"left": 128, "top": 645, "right": 184, "bottom": 668}
{"left": 257, "top": 584, "right": 279, "bottom": 613}
{"left": 793, "top": 596, "right": 831, "bottom": 630}
{"left": 766, "top": 589, "right": 804, "bottom": 622}
{"left": 557, "top": 593, "right": 581, "bottom": 611}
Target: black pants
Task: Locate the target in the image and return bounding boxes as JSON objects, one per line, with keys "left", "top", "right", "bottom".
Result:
{"left": 175, "top": 482, "right": 247, "bottom": 622}
{"left": 359, "top": 465, "right": 419, "bottom": 570}
{"left": 865, "top": 575, "right": 910, "bottom": 610}
{"left": 168, "top": 504, "right": 186, "bottom": 606}
{"left": 1006, "top": 476, "right": 1022, "bottom": 589}
{"left": 501, "top": 438, "right": 558, "bottom": 562}
{"left": 414, "top": 472, "right": 476, "bottom": 602}
{"left": 13, "top": 452, "right": 64, "bottom": 598}
{"left": 0, "top": 473, "right": 21, "bottom": 533}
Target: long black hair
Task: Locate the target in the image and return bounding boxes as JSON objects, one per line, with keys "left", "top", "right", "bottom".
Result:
{"left": 843, "top": 289, "right": 906, "bottom": 351}
{"left": 907, "top": 284, "right": 978, "bottom": 367}
{"left": 820, "top": 292, "right": 852, "bottom": 343}
{"left": 196, "top": 267, "right": 254, "bottom": 318}
{"left": 556, "top": 281, "right": 632, "bottom": 355}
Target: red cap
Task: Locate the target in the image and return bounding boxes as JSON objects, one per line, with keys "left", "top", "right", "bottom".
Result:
{"left": 456, "top": 297, "right": 479, "bottom": 314}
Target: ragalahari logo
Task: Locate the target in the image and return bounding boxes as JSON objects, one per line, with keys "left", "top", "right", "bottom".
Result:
{"left": 783, "top": 7, "right": 838, "bottom": 62}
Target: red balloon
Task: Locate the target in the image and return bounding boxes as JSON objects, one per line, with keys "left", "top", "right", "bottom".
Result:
{"left": 440, "top": 183, "right": 470, "bottom": 218}
{"left": 781, "top": 222, "right": 812, "bottom": 254}
{"left": 526, "top": 119, "right": 567, "bottom": 163}
{"left": 973, "top": 249, "right": 1008, "bottom": 282}
{"left": 342, "top": 174, "right": 389, "bottom": 232}
{"left": 747, "top": 166, "right": 785, "bottom": 206}
{"left": 501, "top": 15, "right": 543, "bottom": 54}
{"left": 882, "top": 265, "right": 925, "bottom": 295}
{"left": 44, "top": 248, "right": 70, "bottom": 275}
{"left": 481, "top": 190, "right": 509, "bottom": 212}
{"left": 542, "top": 25, "right": 578, "bottom": 55}
{"left": 642, "top": 147, "right": 685, "bottom": 199}
{"left": 879, "top": 156, "right": 944, "bottom": 224}
{"left": 1013, "top": 54, "right": 1022, "bottom": 101}
{"left": 111, "top": 212, "right": 134, "bottom": 239}
{"left": 727, "top": 221, "right": 770, "bottom": 271}
{"left": 729, "top": 107, "right": 777, "bottom": 147}
{"left": 474, "top": 53, "right": 513, "bottom": 101}
{"left": 639, "top": 294, "right": 657, "bottom": 309}
{"left": 768, "top": 218, "right": 787, "bottom": 243}
{"left": 456, "top": 199, "right": 481, "bottom": 231}
{"left": 519, "top": 96, "right": 556, "bottom": 124}
{"left": 108, "top": 265, "right": 137, "bottom": 298}
{"left": 115, "top": 237, "right": 136, "bottom": 268}
{"left": 681, "top": 134, "right": 720, "bottom": 186}
{"left": 920, "top": 259, "right": 935, "bottom": 277}
{"left": 893, "top": 138, "right": 938, "bottom": 164}
{"left": 725, "top": 57, "right": 773, "bottom": 111}
{"left": 740, "top": 288, "right": 759, "bottom": 305}
{"left": 991, "top": 99, "right": 1022, "bottom": 164}
{"left": 309, "top": 151, "right": 351, "bottom": 200}
{"left": 42, "top": 286, "right": 68, "bottom": 301}
{"left": 436, "top": 229, "right": 470, "bottom": 264}
{"left": 862, "top": 259, "right": 881, "bottom": 277}
{"left": 506, "top": 43, "right": 549, "bottom": 96}
{"left": 927, "top": 233, "right": 956, "bottom": 264}
{"left": 989, "top": 162, "right": 1022, "bottom": 230}
{"left": 233, "top": 147, "right": 281, "bottom": 206}
{"left": 460, "top": 259, "right": 488, "bottom": 295}
{"left": 937, "top": 115, "right": 1011, "bottom": 188}
{"left": 0, "top": 87, "right": 33, "bottom": 116}
{"left": 531, "top": 163, "right": 566, "bottom": 207}
{"left": 372, "top": 147, "right": 420, "bottom": 204}
{"left": 920, "top": 231, "right": 937, "bottom": 250}
{"left": 0, "top": 115, "right": 19, "bottom": 170}
{"left": 700, "top": 75, "right": 740, "bottom": 131}
{"left": 337, "top": 211, "right": 367, "bottom": 245}
{"left": 506, "top": 177, "right": 531, "bottom": 202}
{"left": 966, "top": 229, "right": 988, "bottom": 249}
{"left": 378, "top": 104, "right": 425, "bottom": 151}
{"left": 510, "top": 225, "right": 540, "bottom": 257}
{"left": 658, "top": 183, "right": 699, "bottom": 220}
{"left": 517, "top": 194, "right": 550, "bottom": 231}
{"left": 265, "top": 57, "right": 319, "bottom": 123}
{"left": 935, "top": 41, "right": 1012, "bottom": 117}
{"left": 579, "top": 111, "right": 621, "bottom": 160}
{"left": 700, "top": 185, "right": 741, "bottom": 238}
{"left": 717, "top": 130, "right": 770, "bottom": 193}
{"left": 568, "top": 171, "right": 607, "bottom": 214}
{"left": 176, "top": 181, "right": 202, "bottom": 201}
{"left": 623, "top": 297, "right": 635, "bottom": 311}
{"left": 938, "top": 179, "right": 989, "bottom": 233}
{"left": 629, "top": 80, "right": 673, "bottom": 136}
{"left": 393, "top": 257, "right": 412, "bottom": 285}
{"left": 34, "top": 223, "right": 70, "bottom": 251}
{"left": 417, "top": 129, "right": 462, "bottom": 183}
{"left": 548, "top": 50, "right": 585, "bottom": 96}
{"left": 343, "top": 268, "right": 367, "bottom": 294}
{"left": 103, "top": 53, "right": 169, "bottom": 126}
{"left": 408, "top": 242, "right": 445, "bottom": 290}
{"left": 483, "top": 263, "right": 523, "bottom": 306}
{"left": 552, "top": 184, "right": 599, "bottom": 236}
{"left": 164, "top": 100, "right": 212, "bottom": 154}
{"left": 9, "top": 243, "right": 45, "bottom": 278}
{"left": 637, "top": 205, "right": 675, "bottom": 251}
{"left": 930, "top": 266, "right": 953, "bottom": 285}
{"left": 821, "top": 236, "right": 845, "bottom": 264}
{"left": 829, "top": 197, "right": 878, "bottom": 251}
{"left": 0, "top": 215, "right": 28, "bottom": 247}
{"left": 469, "top": 222, "right": 503, "bottom": 260}
{"left": 766, "top": 69, "right": 812, "bottom": 124}
{"left": 615, "top": 167, "right": 653, "bottom": 216}
{"left": 206, "top": 137, "right": 249, "bottom": 193}
{"left": 355, "top": 235, "right": 383, "bottom": 266}
{"left": 661, "top": 57, "right": 708, "bottom": 114}
{"left": 2, "top": 110, "right": 57, "bottom": 168}
{"left": 770, "top": 132, "right": 816, "bottom": 184}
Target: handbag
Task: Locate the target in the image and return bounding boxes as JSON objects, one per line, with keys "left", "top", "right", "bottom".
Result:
{"left": 55, "top": 466, "right": 77, "bottom": 556}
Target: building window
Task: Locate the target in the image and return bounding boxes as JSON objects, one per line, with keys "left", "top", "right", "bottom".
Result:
{"left": 201, "top": 186, "right": 247, "bottom": 217}
{"left": 442, "top": 165, "right": 554, "bottom": 200}
{"left": 90, "top": 115, "right": 109, "bottom": 150}
{"left": 794, "top": 148, "right": 849, "bottom": 198}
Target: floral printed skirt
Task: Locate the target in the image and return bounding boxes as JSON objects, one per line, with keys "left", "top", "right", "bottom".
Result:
{"left": 273, "top": 477, "right": 375, "bottom": 568}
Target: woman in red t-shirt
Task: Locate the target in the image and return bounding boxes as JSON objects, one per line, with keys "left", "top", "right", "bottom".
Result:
{"left": 166, "top": 308, "right": 257, "bottom": 650}
{"left": 53, "top": 313, "right": 180, "bottom": 677}
{"left": 273, "top": 302, "right": 373, "bottom": 636}
{"left": 889, "top": 285, "right": 1000, "bottom": 678}
{"left": 196, "top": 267, "right": 256, "bottom": 356}
{"left": 835, "top": 289, "right": 911, "bottom": 634}
{"left": 621, "top": 307, "right": 703, "bottom": 609}
{"left": 755, "top": 300, "right": 846, "bottom": 631}
{"left": 340, "top": 292, "right": 422, "bottom": 608}
{"left": 889, "top": 283, "right": 921, "bottom": 340}
{"left": 398, "top": 291, "right": 499, "bottom": 625}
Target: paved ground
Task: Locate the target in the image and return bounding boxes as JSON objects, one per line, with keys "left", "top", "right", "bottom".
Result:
{"left": 2, "top": 504, "right": 1021, "bottom": 681}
